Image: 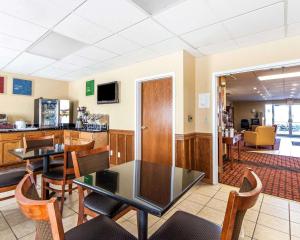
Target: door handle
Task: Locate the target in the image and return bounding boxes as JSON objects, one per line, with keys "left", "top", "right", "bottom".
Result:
{"left": 141, "top": 126, "right": 148, "bottom": 130}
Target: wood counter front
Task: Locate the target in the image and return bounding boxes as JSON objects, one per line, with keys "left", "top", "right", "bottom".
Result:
{"left": 0, "top": 129, "right": 108, "bottom": 166}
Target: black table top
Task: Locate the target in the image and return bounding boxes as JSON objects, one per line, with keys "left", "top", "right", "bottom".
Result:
{"left": 74, "top": 160, "right": 205, "bottom": 216}
{"left": 9, "top": 144, "right": 64, "bottom": 160}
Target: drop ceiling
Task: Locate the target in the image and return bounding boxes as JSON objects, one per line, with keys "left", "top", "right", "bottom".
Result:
{"left": 226, "top": 65, "right": 300, "bottom": 101}
{"left": 0, "top": 0, "right": 299, "bottom": 81}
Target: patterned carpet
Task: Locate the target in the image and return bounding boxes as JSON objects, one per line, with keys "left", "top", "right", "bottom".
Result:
{"left": 221, "top": 140, "right": 300, "bottom": 201}
{"left": 221, "top": 161, "right": 300, "bottom": 201}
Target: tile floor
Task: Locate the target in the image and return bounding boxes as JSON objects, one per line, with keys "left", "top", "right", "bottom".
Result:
{"left": 0, "top": 176, "right": 299, "bottom": 240}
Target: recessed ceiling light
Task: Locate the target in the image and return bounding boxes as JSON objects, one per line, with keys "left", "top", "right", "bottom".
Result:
{"left": 253, "top": 87, "right": 257, "bottom": 90}
{"left": 131, "top": 0, "right": 185, "bottom": 14}
{"left": 260, "top": 93, "right": 263, "bottom": 96}
{"left": 291, "top": 88, "right": 296, "bottom": 91}
{"left": 27, "top": 31, "right": 86, "bottom": 60}
{"left": 257, "top": 91, "right": 260, "bottom": 93}
{"left": 292, "top": 83, "right": 298, "bottom": 87}
{"left": 258, "top": 71, "right": 300, "bottom": 81}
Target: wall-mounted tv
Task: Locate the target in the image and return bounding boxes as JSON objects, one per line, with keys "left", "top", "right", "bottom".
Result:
{"left": 97, "top": 81, "right": 119, "bottom": 104}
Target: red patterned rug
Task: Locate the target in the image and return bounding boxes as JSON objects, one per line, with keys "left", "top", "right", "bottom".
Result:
{"left": 231, "top": 150, "right": 300, "bottom": 170}
{"left": 221, "top": 161, "right": 300, "bottom": 201}
{"left": 221, "top": 139, "right": 300, "bottom": 201}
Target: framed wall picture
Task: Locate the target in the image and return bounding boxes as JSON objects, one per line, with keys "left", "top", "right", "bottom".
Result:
{"left": 86, "top": 80, "right": 94, "bottom": 96}
{"left": 13, "top": 78, "right": 32, "bottom": 96}
{"left": 0, "top": 76, "right": 4, "bottom": 93}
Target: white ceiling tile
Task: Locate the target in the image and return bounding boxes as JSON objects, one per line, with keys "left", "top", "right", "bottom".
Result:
{"left": 224, "top": 2, "right": 284, "bottom": 38}
{"left": 3, "top": 52, "right": 55, "bottom": 74}
{"left": 207, "top": 0, "right": 281, "bottom": 21}
{"left": 74, "top": 46, "right": 117, "bottom": 62}
{"left": 61, "top": 54, "right": 95, "bottom": 68}
{"left": 119, "top": 19, "right": 173, "bottom": 46}
{"left": 236, "top": 27, "right": 285, "bottom": 48}
{"left": 60, "top": 67, "right": 95, "bottom": 80}
{"left": 54, "top": 14, "right": 112, "bottom": 44}
{"left": 0, "top": 47, "right": 20, "bottom": 68}
{"left": 32, "top": 66, "right": 69, "bottom": 79}
{"left": 287, "top": 0, "right": 300, "bottom": 24}
{"left": 0, "top": 34, "right": 32, "bottom": 51}
{"left": 0, "top": 0, "right": 85, "bottom": 28}
{"left": 95, "top": 34, "right": 142, "bottom": 55}
{"left": 181, "top": 23, "right": 231, "bottom": 48}
{"left": 148, "top": 37, "right": 199, "bottom": 56}
{"left": 154, "top": 0, "right": 217, "bottom": 34}
{"left": 0, "top": 13, "right": 47, "bottom": 42}
{"left": 51, "top": 61, "right": 82, "bottom": 72}
{"left": 75, "top": 0, "right": 148, "bottom": 32}
{"left": 197, "top": 40, "right": 238, "bottom": 55}
{"left": 287, "top": 22, "right": 300, "bottom": 37}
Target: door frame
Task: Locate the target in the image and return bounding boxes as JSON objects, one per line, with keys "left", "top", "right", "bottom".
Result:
{"left": 134, "top": 72, "right": 176, "bottom": 166}
{"left": 212, "top": 58, "right": 300, "bottom": 184}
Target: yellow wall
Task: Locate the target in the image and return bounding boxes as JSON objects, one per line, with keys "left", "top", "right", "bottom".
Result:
{"left": 0, "top": 72, "right": 69, "bottom": 123}
{"left": 68, "top": 51, "right": 188, "bottom": 133}
{"left": 195, "top": 35, "right": 300, "bottom": 133}
{"left": 232, "top": 101, "right": 265, "bottom": 130}
{"left": 183, "top": 51, "right": 196, "bottom": 133}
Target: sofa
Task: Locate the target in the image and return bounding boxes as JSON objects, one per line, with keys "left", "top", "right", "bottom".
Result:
{"left": 244, "top": 126, "right": 276, "bottom": 149}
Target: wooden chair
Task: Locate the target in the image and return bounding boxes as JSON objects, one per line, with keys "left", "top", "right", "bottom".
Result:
{"left": 149, "top": 168, "right": 262, "bottom": 240}
{"left": 23, "top": 135, "right": 63, "bottom": 182}
{"left": 16, "top": 174, "right": 137, "bottom": 240}
{"left": 72, "top": 146, "right": 131, "bottom": 225}
{"left": 0, "top": 168, "right": 26, "bottom": 201}
{"left": 42, "top": 141, "right": 95, "bottom": 212}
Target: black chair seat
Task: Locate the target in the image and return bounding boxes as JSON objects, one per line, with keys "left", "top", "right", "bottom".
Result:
{"left": 84, "top": 192, "right": 128, "bottom": 218}
{"left": 149, "top": 211, "right": 222, "bottom": 240}
{"left": 42, "top": 168, "right": 75, "bottom": 180}
{"left": 0, "top": 169, "right": 26, "bottom": 188}
{"left": 65, "top": 214, "right": 136, "bottom": 240}
{"left": 27, "top": 158, "right": 64, "bottom": 172}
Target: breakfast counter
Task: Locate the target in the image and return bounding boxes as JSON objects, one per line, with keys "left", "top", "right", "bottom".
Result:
{"left": 0, "top": 128, "right": 108, "bottom": 166}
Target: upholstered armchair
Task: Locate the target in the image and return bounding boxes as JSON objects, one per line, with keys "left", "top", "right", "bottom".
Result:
{"left": 244, "top": 126, "right": 276, "bottom": 149}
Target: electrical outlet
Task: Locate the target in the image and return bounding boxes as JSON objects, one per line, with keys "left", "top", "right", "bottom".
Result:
{"left": 117, "top": 152, "right": 121, "bottom": 158}
{"left": 110, "top": 150, "right": 113, "bottom": 156}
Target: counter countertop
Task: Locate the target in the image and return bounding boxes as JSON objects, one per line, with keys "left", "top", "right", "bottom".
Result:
{"left": 0, "top": 127, "right": 108, "bottom": 133}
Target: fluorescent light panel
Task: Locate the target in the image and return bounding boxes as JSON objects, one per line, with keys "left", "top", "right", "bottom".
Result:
{"left": 132, "top": 0, "right": 185, "bottom": 14}
{"left": 27, "top": 31, "right": 86, "bottom": 60}
{"left": 258, "top": 71, "right": 300, "bottom": 80}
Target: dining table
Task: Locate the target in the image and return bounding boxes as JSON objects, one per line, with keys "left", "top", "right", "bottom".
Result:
{"left": 9, "top": 144, "right": 64, "bottom": 198}
{"left": 73, "top": 160, "right": 205, "bottom": 240}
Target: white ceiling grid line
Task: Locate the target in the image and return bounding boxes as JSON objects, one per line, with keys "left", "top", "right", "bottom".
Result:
{"left": 0, "top": 0, "right": 298, "bottom": 81}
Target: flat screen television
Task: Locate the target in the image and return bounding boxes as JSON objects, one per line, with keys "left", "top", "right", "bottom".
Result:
{"left": 97, "top": 81, "right": 119, "bottom": 104}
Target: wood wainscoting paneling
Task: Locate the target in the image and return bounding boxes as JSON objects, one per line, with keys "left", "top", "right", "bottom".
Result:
{"left": 176, "top": 132, "right": 213, "bottom": 183}
{"left": 109, "top": 129, "right": 135, "bottom": 165}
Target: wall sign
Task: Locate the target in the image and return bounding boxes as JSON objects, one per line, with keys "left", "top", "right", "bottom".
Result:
{"left": 86, "top": 80, "right": 94, "bottom": 96}
{"left": 0, "top": 76, "right": 4, "bottom": 93}
{"left": 13, "top": 78, "right": 32, "bottom": 96}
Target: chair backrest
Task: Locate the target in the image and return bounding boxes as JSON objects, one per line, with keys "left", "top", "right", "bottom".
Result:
{"left": 63, "top": 141, "right": 95, "bottom": 177}
{"left": 240, "top": 119, "right": 249, "bottom": 129}
{"left": 72, "top": 146, "right": 110, "bottom": 178}
{"left": 15, "top": 174, "right": 64, "bottom": 240}
{"left": 23, "top": 135, "right": 54, "bottom": 149}
{"left": 221, "top": 168, "right": 262, "bottom": 240}
{"left": 255, "top": 126, "right": 275, "bottom": 136}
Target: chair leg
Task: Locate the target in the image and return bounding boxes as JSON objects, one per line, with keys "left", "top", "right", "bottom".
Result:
{"left": 272, "top": 145, "right": 275, "bottom": 150}
{"left": 42, "top": 177, "right": 46, "bottom": 200}
{"left": 68, "top": 184, "right": 72, "bottom": 195}
{"left": 60, "top": 184, "right": 65, "bottom": 214}
{"left": 32, "top": 173, "right": 37, "bottom": 184}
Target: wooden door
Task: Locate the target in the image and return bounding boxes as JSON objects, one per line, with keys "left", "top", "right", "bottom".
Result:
{"left": 141, "top": 77, "right": 173, "bottom": 165}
